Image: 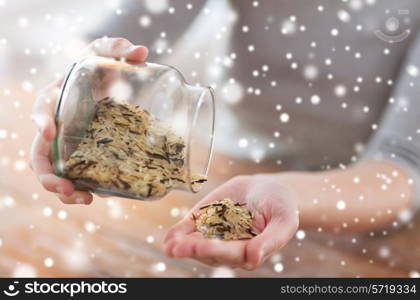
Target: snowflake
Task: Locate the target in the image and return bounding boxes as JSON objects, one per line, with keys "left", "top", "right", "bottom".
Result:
{"left": 270, "top": 253, "right": 282, "bottom": 263}
{"left": 44, "top": 257, "right": 54, "bottom": 268}
{"left": 406, "top": 65, "right": 419, "bottom": 77}
{"left": 107, "top": 199, "right": 123, "bottom": 219}
{"left": 211, "top": 266, "right": 235, "bottom": 277}
{"left": 43, "top": 206, "right": 52, "bottom": 217}
{"left": 146, "top": 235, "right": 155, "bottom": 244}
{"left": 349, "top": 0, "right": 364, "bottom": 11}
{"left": 21, "top": 80, "right": 34, "bottom": 92}
{"left": 280, "top": 113, "right": 290, "bottom": 123}
{"left": 84, "top": 221, "right": 97, "bottom": 233}
{"left": 251, "top": 148, "right": 265, "bottom": 163}
{"left": 338, "top": 10, "right": 351, "bottom": 23}
{"left": 221, "top": 81, "right": 244, "bottom": 104}
{"left": 303, "top": 64, "right": 319, "bottom": 81}
{"left": 14, "top": 160, "right": 26, "bottom": 171}
{"left": 238, "top": 138, "right": 249, "bottom": 148}
{"left": 57, "top": 210, "right": 67, "bottom": 220}
{"left": 262, "top": 64, "right": 269, "bottom": 72}
{"left": 170, "top": 207, "right": 180, "bottom": 217}
{"left": 18, "top": 16, "right": 29, "bottom": 28}
{"left": 281, "top": 19, "right": 297, "bottom": 35}
{"left": 378, "top": 246, "right": 390, "bottom": 258}
{"left": 336, "top": 200, "right": 346, "bottom": 210}
{"left": 398, "top": 209, "right": 413, "bottom": 223}
{"left": 334, "top": 85, "right": 347, "bottom": 97}
{"left": 274, "top": 263, "right": 284, "bottom": 272}
{"left": 139, "top": 15, "right": 151, "bottom": 27}
{"left": 0, "top": 129, "right": 7, "bottom": 139}
{"left": 145, "top": 0, "right": 168, "bottom": 14}
{"left": 296, "top": 230, "right": 306, "bottom": 240}
{"left": 152, "top": 262, "right": 167, "bottom": 273}
{"left": 13, "top": 264, "right": 37, "bottom": 277}
{"left": 310, "top": 94, "right": 321, "bottom": 105}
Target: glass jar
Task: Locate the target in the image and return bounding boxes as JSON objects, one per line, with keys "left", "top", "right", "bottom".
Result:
{"left": 52, "top": 56, "right": 215, "bottom": 200}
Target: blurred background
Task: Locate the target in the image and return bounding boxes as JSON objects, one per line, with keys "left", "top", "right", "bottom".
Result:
{"left": 0, "top": 0, "right": 419, "bottom": 277}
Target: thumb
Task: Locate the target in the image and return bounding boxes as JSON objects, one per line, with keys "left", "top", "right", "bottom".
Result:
{"left": 245, "top": 215, "right": 298, "bottom": 269}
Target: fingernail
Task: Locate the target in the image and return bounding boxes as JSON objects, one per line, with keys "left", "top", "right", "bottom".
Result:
{"left": 259, "top": 248, "right": 265, "bottom": 259}
{"left": 56, "top": 186, "right": 64, "bottom": 195}
{"left": 257, "top": 248, "right": 266, "bottom": 264}
{"left": 75, "top": 197, "right": 85, "bottom": 204}
{"left": 129, "top": 45, "right": 147, "bottom": 55}
{"left": 125, "top": 45, "right": 140, "bottom": 53}
{"left": 244, "top": 264, "right": 254, "bottom": 270}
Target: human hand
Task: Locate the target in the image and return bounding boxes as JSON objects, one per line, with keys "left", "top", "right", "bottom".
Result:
{"left": 164, "top": 174, "right": 299, "bottom": 270}
{"left": 30, "top": 38, "right": 148, "bottom": 204}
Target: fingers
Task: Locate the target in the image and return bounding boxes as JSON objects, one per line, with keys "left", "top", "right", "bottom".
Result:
{"left": 32, "top": 113, "right": 55, "bottom": 141}
{"left": 169, "top": 232, "right": 201, "bottom": 258}
{"left": 32, "top": 80, "right": 61, "bottom": 141}
{"left": 163, "top": 216, "right": 196, "bottom": 258}
{"left": 163, "top": 217, "right": 195, "bottom": 244}
{"left": 31, "top": 134, "right": 94, "bottom": 204}
{"left": 39, "top": 174, "right": 74, "bottom": 197}
{"left": 31, "top": 133, "right": 74, "bottom": 196}
{"left": 87, "top": 37, "right": 148, "bottom": 62}
{"left": 245, "top": 216, "right": 298, "bottom": 269}
{"left": 164, "top": 222, "right": 248, "bottom": 268}
{"left": 194, "top": 239, "right": 247, "bottom": 267}
{"left": 58, "top": 191, "right": 93, "bottom": 205}
{"left": 166, "top": 234, "right": 248, "bottom": 268}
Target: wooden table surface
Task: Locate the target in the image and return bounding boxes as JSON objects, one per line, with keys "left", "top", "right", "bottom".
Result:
{"left": 0, "top": 85, "right": 419, "bottom": 278}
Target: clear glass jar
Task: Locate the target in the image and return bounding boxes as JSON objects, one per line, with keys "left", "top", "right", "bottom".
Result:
{"left": 52, "top": 56, "right": 215, "bottom": 200}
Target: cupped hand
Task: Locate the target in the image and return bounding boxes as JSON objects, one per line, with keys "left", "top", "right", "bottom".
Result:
{"left": 30, "top": 38, "right": 148, "bottom": 204}
{"left": 164, "top": 174, "right": 299, "bottom": 270}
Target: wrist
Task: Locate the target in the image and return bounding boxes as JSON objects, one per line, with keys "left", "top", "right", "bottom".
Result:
{"left": 273, "top": 171, "right": 325, "bottom": 230}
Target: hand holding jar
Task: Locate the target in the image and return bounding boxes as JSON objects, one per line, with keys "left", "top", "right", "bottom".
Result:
{"left": 31, "top": 38, "right": 149, "bottom": 204}
{"left": 31, "top": 37, "right": 215, "bottom": 202}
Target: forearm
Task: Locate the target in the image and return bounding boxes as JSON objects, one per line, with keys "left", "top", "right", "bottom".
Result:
{"left": 276, "top": 160, "right": 414, "bottom": 232}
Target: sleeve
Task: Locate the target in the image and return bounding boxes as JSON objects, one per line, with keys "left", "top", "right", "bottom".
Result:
{"left": 361, "top": 31, "right": 420, "bottom": 212}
